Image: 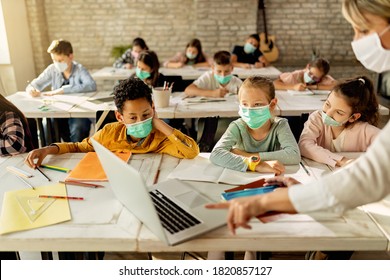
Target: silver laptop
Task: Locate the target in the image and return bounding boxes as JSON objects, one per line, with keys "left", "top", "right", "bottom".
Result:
{"left": 91, "top": 138, "right": 226, "bottom": 246}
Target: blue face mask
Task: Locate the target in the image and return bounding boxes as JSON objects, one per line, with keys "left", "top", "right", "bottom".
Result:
{"left": 238, "top": 105, "right": 272, "bottom": 129}
{"left": 214, "top": 74, "right": 232, "bottom": 85}
{"left": 126, "top": 117, "right": 153, "bottom": 138}
{"left": 244, "top": 42, "right": 256, "bottom": 54}
{"left": 321, "top": 111, "right": 350, "bottom": 127}
{"left": 136, "top": 67, "right": 151, "bottom": 80}
{"left": 186, "top": 52, "right": 197, "bottom": 60}
{"left": 303, "top": 71, "right": 315, "bottom": 84}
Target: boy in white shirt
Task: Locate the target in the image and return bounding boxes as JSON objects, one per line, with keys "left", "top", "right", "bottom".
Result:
{"left": 184, "top": 51, "right": 243, "bottom": 151}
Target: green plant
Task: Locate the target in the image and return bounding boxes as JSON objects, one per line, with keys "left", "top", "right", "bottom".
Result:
{"left": 110, "top": 44, "right": 132, "bottom": 59}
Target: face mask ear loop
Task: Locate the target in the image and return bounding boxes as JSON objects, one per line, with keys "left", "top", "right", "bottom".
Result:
{"left": 379, "top": 25, "right": 390, "bottom": 37}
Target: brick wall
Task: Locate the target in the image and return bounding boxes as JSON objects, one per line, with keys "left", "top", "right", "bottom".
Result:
{"left": 25, "top": 0, "right": 364, "bottom": 78}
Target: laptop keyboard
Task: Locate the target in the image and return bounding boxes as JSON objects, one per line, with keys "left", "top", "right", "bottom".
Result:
{"left": 150, "top": 190, "right": 201, "bottom": 234}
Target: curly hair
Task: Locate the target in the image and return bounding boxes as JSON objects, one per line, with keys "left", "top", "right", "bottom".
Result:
{"left": 332, "top": 75, "right": 379, "bottom": 127}
{"left": 113, "top": 77, "right": 153, "bottom": 114}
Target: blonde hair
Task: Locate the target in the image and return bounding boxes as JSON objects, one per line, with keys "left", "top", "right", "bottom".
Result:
{"left": 239, "top": 76, "right": 275, "bottom": 102}
{"left": 342, "top": 0, "right": 390, "bottom": 30}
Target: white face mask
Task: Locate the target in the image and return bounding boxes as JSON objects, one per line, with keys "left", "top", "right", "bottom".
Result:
{"left": 351, "top": 25, "right": 390, "bottom": 73}
{"left": 54, "top": 61, "right": 68, "bottom": 73}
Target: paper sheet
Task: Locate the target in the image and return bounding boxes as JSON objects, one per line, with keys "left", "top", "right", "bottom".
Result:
{"left": 0, "top": 183, "right": 71, "bottom": 235}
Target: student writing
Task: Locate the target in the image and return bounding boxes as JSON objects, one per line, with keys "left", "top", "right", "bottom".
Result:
{"left": 274, "top": 58, "right": 336, "bottom": 91}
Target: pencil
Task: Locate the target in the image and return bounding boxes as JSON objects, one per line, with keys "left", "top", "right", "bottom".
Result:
{"left": 300, "top": 161, "right": 311, "bottom": 176}
{"left": 6, "top": 166, "right": 33, "bottom": 178}
{"left": 39, "top": 195, "right": 84, "bottom": 200}
{"left": 153, "top": 169, "right": 161, "bottom": 184}
{"left": 59, "top": 180, "right": 104, "bottom": 188}
{"left": 36, "top": 167, "right": 51, "bottom": 181}
{"left": 16, "top": 175, "right": 35, "bottom": 190}
{"left": 40, "top": 164, "right": 71, "bottom": 173}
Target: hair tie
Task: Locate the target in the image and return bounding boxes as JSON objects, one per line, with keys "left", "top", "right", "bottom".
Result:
{"left": 358, "top": 78, "right": 365, "bottom": 84}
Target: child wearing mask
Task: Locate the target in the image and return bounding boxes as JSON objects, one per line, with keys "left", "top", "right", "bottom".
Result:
{"left": 299, "top": 76, "right": 380, "bottom": 168}
{"left": 208, "top": 76, "right": 300, "bottom": 260}
{"left": 113, "top": 37, "right": 149, "bottom": 69}
{"left": 231, "top": 34, "right": 269, "bottom": 69}
{"left": 163, "top": 38, "right": 211, "bottom": 68}
{"left": 25, "top": 39, "right": 96, "bottom": 143}
{"left": 25, "top": 77, "right": 199, "bottom": 168}
{"left": 134, "top": 50, "right": 166, "bottom": 88}
{"left": 274, "top": 58, "right": 336, "bottom": 91}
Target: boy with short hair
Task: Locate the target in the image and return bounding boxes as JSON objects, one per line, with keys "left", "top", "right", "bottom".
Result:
{"left": 231, "top": 34, "right": 269, "bottom": 69}
{"left": 26, "top": 39, "right": 96, "bottom": 142}
{"left": 25, "top": 77, "right": 199, "bottom": 168}
{"left": 274, "top": 58, "right": 336, "bottom": 91}
{"left": 185, "top": 50, "right": 242, "bottom": 97}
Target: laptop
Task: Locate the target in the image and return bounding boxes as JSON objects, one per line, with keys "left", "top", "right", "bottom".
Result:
{"left": 91, "top": 138, "right": 227, "bottom": 246}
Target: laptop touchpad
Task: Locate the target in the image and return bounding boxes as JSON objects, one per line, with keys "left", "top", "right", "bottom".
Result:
{"left": 175, "top": 191, "right": 209, "bottom": 209}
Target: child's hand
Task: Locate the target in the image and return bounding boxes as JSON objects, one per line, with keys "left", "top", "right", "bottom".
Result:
{"left": 28, "top": 89, "right": 41, "bottom": 97}
{"left": 293, "top": 83, "right": 306, "bottom": 91}
{"left": 265, "top": 176, "right": 301, "bottom": 187}
{"left": 212, "top": 88, "right": 229, "bottom": 97}
{"left": 336, "top": 157, "right": 354, "bottom": 167}
{"left": 255, "top": 160, "right": 285, "bottom": 175}
{"left": 171, "top": 62, "right": 184, "bottom": 68}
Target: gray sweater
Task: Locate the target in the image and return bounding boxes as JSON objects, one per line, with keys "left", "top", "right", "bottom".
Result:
{"left": 210, "top": 117, "right": 301, "bottom": 171}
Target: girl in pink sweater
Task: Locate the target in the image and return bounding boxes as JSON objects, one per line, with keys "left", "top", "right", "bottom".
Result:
{"left": 299, "top": 76, "right": 380, "bottom": 167}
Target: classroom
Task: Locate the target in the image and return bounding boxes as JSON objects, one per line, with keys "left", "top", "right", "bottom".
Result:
{"left": 1, "top": 0, "right": 390, "bottom": 264}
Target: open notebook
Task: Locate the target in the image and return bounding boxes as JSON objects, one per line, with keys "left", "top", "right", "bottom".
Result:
{"left": 167, "top": 155, "right": 274, "bottom": 185}
{"left": 65, "top": 151, "right": 132, "bottom": 182}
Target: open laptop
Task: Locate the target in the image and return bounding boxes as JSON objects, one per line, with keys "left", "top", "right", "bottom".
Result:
{"left": 91, "top": 138, "right": 227, "bottom": 246}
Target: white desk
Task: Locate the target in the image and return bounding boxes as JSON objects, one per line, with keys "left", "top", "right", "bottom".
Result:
{"left": 91, "top": 66, "right": 282, "bottom": 81}
{"left": 276, "top": 90, "right": 390, "bottom": 116}
{"left": 0, "top": 153, "right": 387, "bottom": 253}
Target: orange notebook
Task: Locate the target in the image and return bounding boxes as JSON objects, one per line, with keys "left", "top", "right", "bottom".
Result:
{"left": 65, "top": 151, "right": 132, "bottom": 182}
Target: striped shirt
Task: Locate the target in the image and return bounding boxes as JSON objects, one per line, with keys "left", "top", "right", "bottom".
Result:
{"left": 0, "top": 111, "right": 27, "bottom": 156}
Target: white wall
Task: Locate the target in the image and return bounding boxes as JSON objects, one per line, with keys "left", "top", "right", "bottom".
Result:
{"left": 0, "top": 0, "right": 35, "bottom": 95}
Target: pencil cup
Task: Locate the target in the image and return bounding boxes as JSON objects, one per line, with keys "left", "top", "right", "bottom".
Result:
{"left": 152, "top": 87, "right": 171, "bottom": 108}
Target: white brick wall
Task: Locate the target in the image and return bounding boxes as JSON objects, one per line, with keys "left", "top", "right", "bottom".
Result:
{"left": 25, "top": 0, "right": 361, "bottom": 77}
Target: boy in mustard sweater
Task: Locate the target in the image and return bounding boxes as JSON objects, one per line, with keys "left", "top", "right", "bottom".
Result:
{"left": 25, "top": 77, "right": 199, "bottom": 168}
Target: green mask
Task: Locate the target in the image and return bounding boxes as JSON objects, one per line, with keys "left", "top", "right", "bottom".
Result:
{"left": 239, "top": 105, "right": 271, "bottom": 129}
{"left": 321, "top": 111, "right": 350, "bottom": 127}
{"left": 126, "top": 117, "right": 153, "bottom": 138}
{"left": 136, "top": 67, "right": 151, "bottom": 80}
{"left": 214, "top": 74, "right": 232, "bottom": 85}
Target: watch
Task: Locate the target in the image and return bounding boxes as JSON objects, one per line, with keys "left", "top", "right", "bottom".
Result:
{"left": 245, "top": 155, "right": 261, "bottom": 171}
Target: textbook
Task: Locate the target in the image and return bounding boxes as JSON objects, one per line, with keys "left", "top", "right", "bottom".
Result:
{"left": 221, "top": 185, "right": 280, "bottom": 201}
{"left": 65, "top": 151, "right": 131, "bottom": 182}
{"left": 185, "top": 97, "right": 227, "bottom": 103}
{"left": 167, "top": 155, "right": 273, "bottom": 185}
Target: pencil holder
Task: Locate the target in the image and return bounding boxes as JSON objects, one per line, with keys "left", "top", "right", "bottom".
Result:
{"left": 152, "top": 87, "right": 171, "bottom": 108}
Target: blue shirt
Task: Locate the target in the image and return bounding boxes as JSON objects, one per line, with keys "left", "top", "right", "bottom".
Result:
{"left": 29, "top": 61, "right": 96, "bottom": 94}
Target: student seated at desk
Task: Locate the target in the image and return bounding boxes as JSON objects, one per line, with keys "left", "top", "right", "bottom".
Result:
{"left": 25, "top": 39, "right": 97, "bottom": 142}
{"left": 274, "top": 58, "right": 336, "bottom": 91}
{"left": 113, "top": 37, "right": 149, "bottom": 69}
{"left": 185, "top": 50, "right": 242, "bottom": 97}
{"left": 25, "top": 77, "right": 199, "bottom": 168}
{"left": 163, "top": 38, "right": 211, "bottom": 69}
{"left": 0, "top": 94, "right": 35, "bottom": 156}
{"left": 208, "top": 76, "right": 300, "bottom": 260}
{"left": 231, "top": 34, "right": 269, "bottom": 69}
{"left": 299, "top": 76, "right": 380, "bottom": 168}
{"left": 133, "top": 50, "right": 166, "bottom": 88}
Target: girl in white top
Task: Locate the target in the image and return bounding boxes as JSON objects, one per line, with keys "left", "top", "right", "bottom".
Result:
{"left": 206, "top": 0, "right": 390, "bottom": 234}
{"left": 299, "top": 76, "right": 381, "bottom": 167}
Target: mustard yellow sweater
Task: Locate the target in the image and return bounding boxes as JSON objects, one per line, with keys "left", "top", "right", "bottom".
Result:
{"left": 54, "top": 122, "right": 199, "bottom": 159}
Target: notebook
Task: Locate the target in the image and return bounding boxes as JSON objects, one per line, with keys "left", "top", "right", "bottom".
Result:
{"left": 65, "top": 151, "right": 131, "bottom": 182}
{"left": 91, "top": 139, "right": 227, "bottom": 246}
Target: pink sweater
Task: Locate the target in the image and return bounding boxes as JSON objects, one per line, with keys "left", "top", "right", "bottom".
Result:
{"left": 279, "top": 69, "right": 335, "bottom": 85}
{"left": 298, "top": 110, "right": 381, "bottom": 167}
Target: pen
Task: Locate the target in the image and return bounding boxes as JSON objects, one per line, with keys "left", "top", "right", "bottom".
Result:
{"left": 300, "top": 161, "right": 311, "bottom": 176}
{"left": 40, "top": 164, "right": 71, "bottom": 173}
{"left": 39, "top": 195, "right": 84, "bottom": 200}
{"left": 59, "top": 180, "right": 104, "bottom": 188}
{"left": 16, "top": 175, "right": 35, "bottom": 190}
{"left": 153, "top": 169, "right": 161, "bottom": 184}
{"left": 36, "top": 167, "right": 51, "bottom": 181}
{"left": 6, "top": 166, "right": 33, "bottom": 178}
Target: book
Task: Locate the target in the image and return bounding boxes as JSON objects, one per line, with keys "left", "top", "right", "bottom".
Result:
{"left": 287, "top": 89, "right": 314, "bottom": 96}
{"left": 221, "top": 185, "right": 281, "bottom": 201}
{"left": 65, "top": 151, "right": 131, "bottom": 182}
{"left": 185, "top": 97, "right": 227, "bottom": 103}
{"left": 167, "top": 155, "right": 274, "bottom": 185}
